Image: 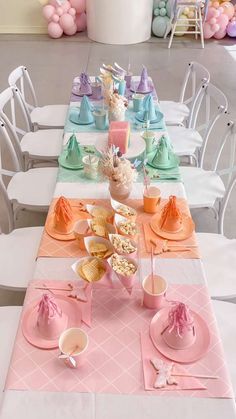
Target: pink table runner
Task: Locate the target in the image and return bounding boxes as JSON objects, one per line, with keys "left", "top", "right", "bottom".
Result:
{"left": 5, "top": 284, "right": 233, "bottom": 398}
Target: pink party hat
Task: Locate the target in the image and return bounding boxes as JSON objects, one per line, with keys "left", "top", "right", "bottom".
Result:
{"left": 37, "top": 294, "right": 68, "bottom": 340}
{"left": 137, "top": 66, "right": 150, "bottom": 93}
{"left": 162, "top": 302, "right": 196, "bottom": 350}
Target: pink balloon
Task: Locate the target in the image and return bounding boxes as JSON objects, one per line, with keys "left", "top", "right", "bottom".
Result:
{"left": 212, "top": 23, "right": 220, "bottom": 31}
{"left": 64, "top": 23, "right": 77, "bottom": 35}
{"left": 43, "top": 5, "right": 55, "bottom": 21}
{"left": 218, "top": 7, "right": 224, "bottom": 12}
{"left": 210, "top": 17, "right": 217, "bottom": 23}
{"left": 59, "top": 13, "right": 75, "bottom": 31}
{"left": 49, "top": 0, "right": 59, "bottom": 6}
{"left": 56, "top": 7, "right": 63, "bottom": 16}
{"left": 68, "top": 7, "right": 76, "bottom": 16}
{"left": 214, "top": 27, "right": 227, "bottom": 38}
{"left": 218, "top": 13, "right": 229, "bottom": 26}
{"left": 52, "top": 13, "right": 59, "bottom": 22}
{"left": 48, "top": 21, "right": 63, "bottom": 38}
{"left": 70, "top": 0, "right": 86, "bottom": 13}
{"left": 75, "top": 12, "right": 87, "bottom": 32}
{"left": 207, "top": 6, "right": 216, "bottom": 19}
{"left": 214, "top": 10, "right": 220, "bottom": 17}
{"left": 203, "top": 22, "right": 215, "bottom": 38}
{"left": 61, "top": 0, "right": 71, "bottom": 12}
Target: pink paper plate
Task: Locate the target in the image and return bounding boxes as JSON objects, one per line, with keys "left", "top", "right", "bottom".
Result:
{"left": 22, "top": 295, "right": 81, "bottom": 350}
{"left": 150, "top": 307, "right": 210, "bottom": 364}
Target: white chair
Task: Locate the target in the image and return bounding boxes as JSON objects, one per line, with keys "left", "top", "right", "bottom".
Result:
{"left": 168, "top": 0, "right": 205, "bottom": 49}
{"left": 8, "top": 65, "right": 68, "bottom": 130}
{"left": 0, "top": 306, "right": 22, "bottom": 401}
{"left": 0, "top": 178, "right": 43, "bottom": 290}
{"left": 0, "top": 87, "right": 63, "bottom": 170}
{"left": 179, "top": 86, "right": 232, "bottom": 223}
{"left": 211, "top": 300, "right": 236, "bottom": 394}
{"left": 168, "top": 80, "right": 228, "bottom": 166}
{"left": 197, "top": 173, "right": 236, "bottom": 300}
{"left": 0, "top": 118, "right": 58, "bottom": 224}
{"left": 160, "top": 61, "right": 210, "bottom": 126}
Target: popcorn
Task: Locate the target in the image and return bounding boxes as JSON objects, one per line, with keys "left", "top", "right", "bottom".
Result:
{"left": 119, "top": 220, "right": 137, "bottom": 237}
{"left": 111, "top": 254, "right": 137, "bottom": 276}
{"left": 117, "top": 204, "right": 136, "bottom": 218}
{"left": 111, "top": 235, "right": 136, "bottom": 255}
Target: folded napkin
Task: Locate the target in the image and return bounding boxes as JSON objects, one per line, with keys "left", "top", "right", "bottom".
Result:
{"left": 140, "top": 331, "right": 206, "bottom": 392}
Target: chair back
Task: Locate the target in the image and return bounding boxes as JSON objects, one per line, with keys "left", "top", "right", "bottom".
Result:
{"left": 188, "top": 82, "right": 228, "bottom": 167}
{"left": 0, "top": 119, "right": 19, "bottom": 233}
{"left": 0, "top": 86, "right": 31, "bottom": 143}
{"left": 8, "top": 66, "right": 38, "bottom": 111}
{"left": 179, "top": 61, "right": 210, "bottom": 106}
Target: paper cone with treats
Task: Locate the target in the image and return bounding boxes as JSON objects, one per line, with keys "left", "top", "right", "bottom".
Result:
{"left": 108, "top": 253, "right": 137, "bottom": 295}
{"left": 150, "top": 196, "right": 194, "bottom": 241}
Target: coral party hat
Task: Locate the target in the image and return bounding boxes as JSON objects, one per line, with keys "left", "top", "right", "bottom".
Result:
{"left": 160, "top": 196, "right": 183, "bottom": 233}
{"left": 54, "top": 196, "right": 74, "bottom": 234}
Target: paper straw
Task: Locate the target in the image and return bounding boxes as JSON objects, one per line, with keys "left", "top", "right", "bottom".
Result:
{"left": 151, "top": 245, "right": 155, "bottom": 294}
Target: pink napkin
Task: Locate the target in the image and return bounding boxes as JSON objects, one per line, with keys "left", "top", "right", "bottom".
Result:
{"left": 140, "top": 331, "right": 206, "bottom": 391}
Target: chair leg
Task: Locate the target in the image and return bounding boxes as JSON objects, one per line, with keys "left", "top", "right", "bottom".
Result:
{"left": 195, "top": 8, "right": 198, "bottom": 40}
{"left": 199, "top": 7, "right": 204, "bottom": 48}
{"left": 168, "top": 9, "right": 180, "bottom": 49}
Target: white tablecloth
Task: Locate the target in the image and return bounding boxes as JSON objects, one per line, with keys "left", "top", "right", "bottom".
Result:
{"left": 1, "top": 80, "right": 236, "bottom": 419}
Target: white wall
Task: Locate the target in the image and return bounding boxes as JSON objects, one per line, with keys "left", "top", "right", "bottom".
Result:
{"left": 0, "top": 0, "right": 47, "bottom": 34}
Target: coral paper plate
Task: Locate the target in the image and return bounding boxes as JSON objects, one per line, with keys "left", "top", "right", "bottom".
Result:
{"left": 150, "top": 212, "right": 195, "bottom": 241}
{"left": 22, "top": 294, "right": 81, "bottom": 349}
{"left": 45, "top": 206, "right": 83, "bottom": 241}
{"left": 150, "top": 307, "right": 210, "bottom": 364}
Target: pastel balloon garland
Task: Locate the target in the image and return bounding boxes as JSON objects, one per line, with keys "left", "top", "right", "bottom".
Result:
{"left": 41, "top": 0, "right": 87, "bottom": 38}
{"left": 203, "top": 1, "right": 235, "bottom": 39}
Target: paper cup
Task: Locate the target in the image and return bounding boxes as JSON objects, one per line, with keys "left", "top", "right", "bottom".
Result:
{"left": 93, "top": 109, "right": 107, "bottom": 130}
{"left": 74, "top": 220, "right": 91, "bottom": 250}
{"left": 59, "top": 328, "right": 88, "bottom": 368}
{"left": 142, "top": 275, "right": 167, "bottom": 310}
{"left": 133, "top": 93, "right": 144, "bottom": 112}
{"left": 143, "top": 186, "right": 161, "bottom": 214}
{"left": 82, "top": 155, "right": 99, "bottom": 180}
{"left": 141, "top": 130, "right": 156, "bottom": 154}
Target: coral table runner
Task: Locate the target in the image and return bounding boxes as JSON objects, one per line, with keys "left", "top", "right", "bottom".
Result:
{"left": 5, "top": 284, "right": 233, "bottom": 398}
{"left": 37, "top": 198, "right": 200, "bottom": 259}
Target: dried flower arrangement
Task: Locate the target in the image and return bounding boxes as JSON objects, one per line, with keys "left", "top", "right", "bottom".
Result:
{"left": 99, "top": 146, "right": 138, "bottom": 190}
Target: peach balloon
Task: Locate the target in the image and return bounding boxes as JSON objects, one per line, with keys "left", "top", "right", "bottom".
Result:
{"left": 59, "top": 13, "right": 75, "bottom": 31}
{"left": 43, "top": 4, "right": 55, "bottom": 20}
{"left": 64, "top": 23, "right": 77, "bottom": 36}
{"left": 75, "top": 12, "right": 87, "bottom": 32}
{"left": 221, "top": 1, "right": 235, "bottom": 18}
{"left": 70, "top": 0, "right": 86, "bottom": 13}
{"left": 213, "top": 1, "right": 220, "bottom": 7}
{"left": 48, "top": 21, "right": 63, "bottom": 38}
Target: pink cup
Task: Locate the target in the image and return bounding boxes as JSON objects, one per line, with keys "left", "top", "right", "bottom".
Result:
{"left": 59, "top": 328, "right": 88, "bottom": 368}
{"left": 142, "top": 275, "right": 167, "bottom": 310}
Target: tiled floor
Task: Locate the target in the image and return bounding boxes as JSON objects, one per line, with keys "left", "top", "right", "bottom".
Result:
{"left": 0, "top": 33, "right": 236, "bottom": 305}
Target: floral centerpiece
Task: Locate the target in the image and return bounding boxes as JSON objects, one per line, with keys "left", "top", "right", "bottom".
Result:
{"left": 108, "top": 93, "right": 128, "bottom": 122}
{"left": 99, "top": 146, "right": 138, "bottom": 200}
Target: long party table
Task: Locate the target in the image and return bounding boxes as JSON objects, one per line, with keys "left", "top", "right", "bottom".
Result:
{"left": 1, "top": 74, "right": 236, "bottom": 419}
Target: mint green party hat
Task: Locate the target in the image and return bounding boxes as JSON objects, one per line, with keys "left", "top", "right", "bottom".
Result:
{"left": 78, "top": 95, "right": 94, "bottom": 124}
{"left": 65, "top": 133, "right": 82, "bottom": 166}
